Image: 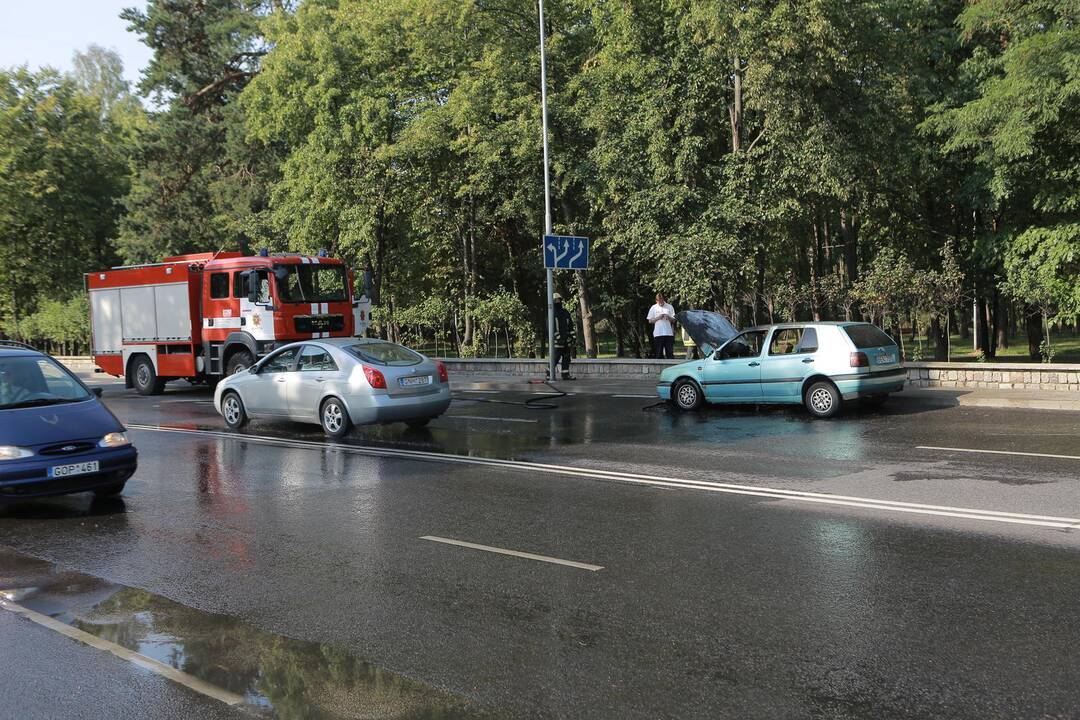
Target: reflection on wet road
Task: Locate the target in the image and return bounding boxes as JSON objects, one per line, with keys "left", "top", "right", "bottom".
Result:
{"left": 0, "top": 549, "right": 489, "bottom": 720}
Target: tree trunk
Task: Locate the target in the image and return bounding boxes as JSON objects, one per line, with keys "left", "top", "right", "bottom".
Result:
{"left": 573, "top": 270, "right": 597, "bottom": 358}
{"left": 1026, "top": 306, "right": 1043, "bottom": 360}
{"left": 729, "top": 55, "right": 742, "bottom": 153}
{"left": 995, "top": 291, "right": 1008, "bottom": 350}
{"left": 977, "top": 297, "right": 993, "bottom": 358}
{"left": 840, "top": 209, "right": 859, "bottom": 284}
{"left": 929, "top": 316, "right": 948, "bottom": 360}
{"left": 809, "top": 216, "right": 822, "bottom": 321}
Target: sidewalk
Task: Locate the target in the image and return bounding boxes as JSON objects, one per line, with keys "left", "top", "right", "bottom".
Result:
{"left": 451, "top": 373, "right": 1080, "bottom": 412}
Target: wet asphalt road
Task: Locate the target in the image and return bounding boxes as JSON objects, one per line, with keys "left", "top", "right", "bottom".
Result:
{"left": 1, "top": 379, "right": 1079, "bottom": 719}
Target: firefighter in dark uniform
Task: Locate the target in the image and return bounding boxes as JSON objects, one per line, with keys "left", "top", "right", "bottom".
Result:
{"left": 553, "top": 292, "right": 576, "bottom": 381}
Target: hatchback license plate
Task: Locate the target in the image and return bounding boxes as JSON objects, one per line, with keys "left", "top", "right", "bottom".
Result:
{"left": 399, "top": 376, "right": 431, "bottom": 388}
{"left": 877, "top": 353, "right": 894, "bottom": 364}
{"left": 48, "top": 461, "right": 99, "bottom": 478}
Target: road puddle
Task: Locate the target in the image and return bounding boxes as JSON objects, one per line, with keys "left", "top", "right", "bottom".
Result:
{"left": 0, "top": 548, "right": 491, "bottom": 719}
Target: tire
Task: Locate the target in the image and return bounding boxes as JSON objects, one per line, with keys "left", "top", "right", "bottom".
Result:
{"left": 225, "top": 350, "right": 254, "bottom": 376}
{"left": 93, "top": 483, "right": 125, "bottom": 497}
{"left": 320, "top": 397, "right": 352, "bottom": 440}
{"left": 805, "top": 380, "right": 841, "bottom": 419}
{"left": 671, "top": 379, "right": 703, "bottom": 411}
{"left": 405, "top": 417, "right": 433, "bottom": 429}
{"left": 221, "top": 391, "right": 248, "bottom": 429}
{"left": 131, "top": 355, "right": 165, "bottom": 396}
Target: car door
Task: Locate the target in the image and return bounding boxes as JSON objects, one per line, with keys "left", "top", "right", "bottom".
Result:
{"left": 760, "top": 327, "right": 818, "bottom": 401}
{"left": 245, "top": 346, "right": 300, "bottom": 416}
{"left": 702, "top": 330, "right": 766, "bottom": 403}
{"left": 289, "top": 345, "right": 341, "bottom": 420}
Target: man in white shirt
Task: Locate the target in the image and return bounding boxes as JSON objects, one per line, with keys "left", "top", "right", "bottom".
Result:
{"left": 646, "top": 293, "right": 676, "bottom": 359}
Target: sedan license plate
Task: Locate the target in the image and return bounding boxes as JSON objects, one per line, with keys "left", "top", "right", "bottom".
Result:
{"left": 399, "top": 375, "right": 431, "bottom": 388}
{"left": 48, "top": 461, "right": 99, "bottom": 478}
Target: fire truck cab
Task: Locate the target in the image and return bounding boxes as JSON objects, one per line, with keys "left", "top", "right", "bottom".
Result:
{"left": 87, "top": 251, "right": 372, "bottom": 395}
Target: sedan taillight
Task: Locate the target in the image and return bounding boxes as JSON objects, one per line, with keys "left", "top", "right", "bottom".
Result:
{"left": 362, "top": 364, "right": 387, "bottom": 389}
{"left": 434, "top": 360, "right": 448, "bottom": 383}
{"left": 849, "top": 352, "right": 869, "bottom": 368}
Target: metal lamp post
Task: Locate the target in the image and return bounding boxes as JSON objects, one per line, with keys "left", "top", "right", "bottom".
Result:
{"left": 538, "top": 0, "right": 555, "bottom": 381}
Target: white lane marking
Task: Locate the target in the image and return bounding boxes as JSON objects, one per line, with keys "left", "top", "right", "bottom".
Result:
{"left": 0, "top": 599, "right": 244, "bottom": 707}
{"left": 612, "top": 394, "right": 656, "bottom": 399}
{"left": 919, "top": 446, "right": 1080, "bottom": 461}
{"left": 420, "top": 536, "right": 603, "bottom": 571}
{"left": 126, "top": 425, "right": 1080, "bottom": 529}
{"left": 449, "top": 415, "right": 538, "bottom": 424}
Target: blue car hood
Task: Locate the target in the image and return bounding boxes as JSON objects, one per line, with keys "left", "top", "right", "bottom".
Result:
{"left": 1, "top": 399, "right": 123, "bottom": 447}
{"left": 677, "top": 310, "right": 740, "bottom": 355}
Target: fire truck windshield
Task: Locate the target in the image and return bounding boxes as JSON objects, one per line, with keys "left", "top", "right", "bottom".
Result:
{"left": 272, "top": 264, "right": 348, "bottom": 304}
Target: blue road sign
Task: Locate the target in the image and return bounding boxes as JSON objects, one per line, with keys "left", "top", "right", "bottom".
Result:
{"left": 543, "top": 235, "right": 589, "bottom": 270}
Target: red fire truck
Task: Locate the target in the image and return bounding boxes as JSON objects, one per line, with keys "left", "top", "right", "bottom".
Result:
{"left": 86, "top": 250, "right": 372, "bottom": 395}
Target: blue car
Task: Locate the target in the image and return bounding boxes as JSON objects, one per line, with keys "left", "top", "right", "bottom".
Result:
{"left": 658, "top": 315, "right": 906, "bottom": 418}
{"left": 0, "top": 342, "right": 136, "bottom": 498}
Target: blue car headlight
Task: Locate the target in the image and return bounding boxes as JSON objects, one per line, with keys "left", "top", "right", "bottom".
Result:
{"left": 98, "top": 432, "right": 131, "bottom": 448}
{"left": 0, "top": 446, "right": 33, "bottom": 461}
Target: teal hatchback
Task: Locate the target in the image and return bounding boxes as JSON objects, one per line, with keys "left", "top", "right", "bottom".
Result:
{"left": 657, "top": 317, "right": 906, "bottom": 418}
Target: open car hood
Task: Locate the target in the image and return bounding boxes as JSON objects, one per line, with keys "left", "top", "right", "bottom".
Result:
{"left": 677, "top": 310, "right": 740, "bottom": 355}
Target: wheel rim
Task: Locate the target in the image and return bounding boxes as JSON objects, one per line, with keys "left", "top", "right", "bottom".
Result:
{"left": 677, "top": 384, "right": 697, "bottom": 408}
{"left": 323, "top": 403, "right": 343, "bottom": 433}
{"left": 136, "top": 364, "right": 150, "bottom": 387}
{"left": 230, "top": 363, "right": 248, "bottom": 375}
{"left": 223, "top": 396, "right": 240, "bottom": 424}
{"left": 810, "top": 387, "right": 833, "bottom": 413}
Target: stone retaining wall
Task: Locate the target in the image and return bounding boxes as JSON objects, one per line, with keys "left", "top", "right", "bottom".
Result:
{"left": 904, "top": 362, "right": 1080, "bottom": 392}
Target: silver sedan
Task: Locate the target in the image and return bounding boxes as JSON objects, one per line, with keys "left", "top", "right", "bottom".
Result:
{"left": 214, "top": 338, "right": 451, "bottom": 438}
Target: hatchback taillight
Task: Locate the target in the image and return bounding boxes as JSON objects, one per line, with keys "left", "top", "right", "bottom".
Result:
{"left": 849, "top": 352, "right": 869, "bottom": 368}
{"left": 434, "top": 360, "right": 448, "bottom": 383}
{"left": 362, "top": 364, "right": 387, "bottom": 389}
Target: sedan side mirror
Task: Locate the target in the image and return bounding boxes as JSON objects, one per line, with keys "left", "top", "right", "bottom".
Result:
{"left": 92, "top": 387, "right": 103, "bottom": 397}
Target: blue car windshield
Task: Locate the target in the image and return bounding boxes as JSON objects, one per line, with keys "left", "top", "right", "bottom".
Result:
{"left": 0, "top": 356, "right": 90, "bottom": 409}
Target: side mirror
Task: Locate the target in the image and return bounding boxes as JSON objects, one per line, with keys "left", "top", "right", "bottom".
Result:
{"left": 244, "top": 271, "right": 258, "bottom": 303}
{"left": 248, "top": 365, "right": 259, "bottom": 374}
{"left": 92, "top": 387, "right": 103, "bottom": 397}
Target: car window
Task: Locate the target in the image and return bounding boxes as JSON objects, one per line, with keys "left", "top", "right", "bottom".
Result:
{"left": 209, "top": 272, "right": 230, "bottom": 300}
{"left": 260, "top": 347, "right": 299, "bottom": 373}
{"left": 345, "top": 342, "right": 422, "bottom": 367}
{"left": 298, "top": 346, "right": 337, "bottom": 372}
{"left": 718, "top": 330, "right": 767, "bottom": 359}
{"left": 769, "top": 328, "right": 803, "bottom": 355}
{"left": 796, "top": 327, "right": 819, "bottom": 353}
{"left": 844, "top": 324, "right": 895, "bottom": 349}
{"left": 0, "top": 356, "right": 90, "bottom": 409}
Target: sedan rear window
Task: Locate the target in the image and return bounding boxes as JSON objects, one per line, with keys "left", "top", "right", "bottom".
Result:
{"left": 346, "top": 342, "right": 422, "bottom": 366}
{"left": 844, "top": 324, "right": 896, "bottom": 349}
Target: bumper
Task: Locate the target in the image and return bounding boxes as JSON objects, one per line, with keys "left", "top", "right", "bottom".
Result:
{"left": 835, "top": 368, "right": 907, "bottom": 401}
{"left": 656, "top": 382, "right": 672, "bottom": 401}
{"left": 0, "top": 446, "right": 138, "bottom": 498}
{"left": 346, "top": 386, "right": 452, "bottom": 425}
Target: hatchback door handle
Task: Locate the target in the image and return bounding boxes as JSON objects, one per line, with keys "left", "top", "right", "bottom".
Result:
{"left": 275, "top": 377, "right": 287, "bottom": 383}
{"left": 314, "top": 377, "right": 324, "bottom": 382}
{"left": 748, "top": 362, "right": 760, "bottom": 367}
{"left": 802, "top": 357, "right": 814, "bottom": 363}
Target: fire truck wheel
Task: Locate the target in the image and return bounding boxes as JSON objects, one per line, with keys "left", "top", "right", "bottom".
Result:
{"left": 131, "top": 355, "right": 165, "bottom": 396}
{"left": 225, "top": 350, "right": 255, "bottom": 376}
{"left": 221, "top": 392, "right": 248, "bottom": 429}
{"left": 320, "top": 397, "right": 352, "bottom": 439}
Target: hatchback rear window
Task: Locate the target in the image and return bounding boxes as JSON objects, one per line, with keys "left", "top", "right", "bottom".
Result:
{"left": 843, "top": 324, "right": 896, "bottom": 349}
{"left": 346, "top": 342, "right": 422, "bottom": 366}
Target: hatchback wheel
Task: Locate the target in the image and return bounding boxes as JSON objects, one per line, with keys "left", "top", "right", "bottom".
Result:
{"left": 805, "top": 381, "right": 841, "bottom": 418}
{"left": 672, "top": 379, "right": 703, "bottom": 411}
{"left": 221, "top": 391, "right": 248, "bottom": 429}
{"left": 320, "top": 397, "right": 352, "bottom": 439}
